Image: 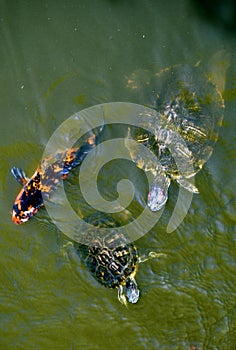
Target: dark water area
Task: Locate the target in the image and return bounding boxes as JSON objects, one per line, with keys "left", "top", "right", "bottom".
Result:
{"left": 0, "top": 1, "right": 235, "bottom": 349}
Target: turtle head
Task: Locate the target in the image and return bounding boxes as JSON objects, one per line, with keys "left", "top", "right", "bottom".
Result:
{"left": 148, "top": 174, "right": 171, "bottom": 211}
{"left": 125, "top": 277, "right": 139, "bottom": 304}
{"left": 118, "top": 276, "right": 139, "bottom": 306}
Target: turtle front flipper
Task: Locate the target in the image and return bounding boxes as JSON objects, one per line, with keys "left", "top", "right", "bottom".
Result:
{"left": 118, "top": 285, "right": 128, "bottom": 307}
{"left": 138, "top": 251, "right": 166, "bottom": 263}
{"left": 11, "top": 167, "right": 29, "bottom": 185}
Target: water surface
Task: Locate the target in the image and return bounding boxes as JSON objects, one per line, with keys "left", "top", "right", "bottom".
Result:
{"left": 0, "top": 0, "right": 235, "bottom": 349}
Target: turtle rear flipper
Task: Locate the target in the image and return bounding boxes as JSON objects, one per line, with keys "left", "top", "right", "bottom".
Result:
{"left": 11, "top": 167, "right": 29, "bottom": 185}
{"left": 176, "top": 177, "right": 199, "bottom": 194}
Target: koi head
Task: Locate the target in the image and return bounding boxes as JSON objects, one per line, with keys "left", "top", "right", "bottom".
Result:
{"left": 11, "top": 169, "right": 43, "bottom": 224}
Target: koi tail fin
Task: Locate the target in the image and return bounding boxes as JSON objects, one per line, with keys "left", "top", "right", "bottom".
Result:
{"left": 11, "top": 167, "right": 29, "bottom": 185}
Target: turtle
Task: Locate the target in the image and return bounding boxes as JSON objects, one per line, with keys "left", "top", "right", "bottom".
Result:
{"left": 65, "top": 213, "right": 165, "bottom": 306}
{"left": 11, "top": 129, "right": 101, "bottom": 224}
{"left": 125, "top": 53, "right": 230, "bottom": 211}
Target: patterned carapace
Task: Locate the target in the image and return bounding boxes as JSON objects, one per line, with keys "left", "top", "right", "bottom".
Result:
{"left": 11, "top": 132, "right": 98, "bottom": 224}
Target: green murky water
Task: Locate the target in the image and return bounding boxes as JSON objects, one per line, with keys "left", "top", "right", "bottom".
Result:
{"left": 0, "top": 1, "right": 235, "bottom": 349}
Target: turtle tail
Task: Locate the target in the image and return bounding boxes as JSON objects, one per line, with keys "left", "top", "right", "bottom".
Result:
{"left": 11, "top": 167, "right": 29, "bottom": 185}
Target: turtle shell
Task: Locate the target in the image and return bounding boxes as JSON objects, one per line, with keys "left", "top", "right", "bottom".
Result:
{"left": 126, "top": 61, "right": 226, "bottom": 180}
{"left": 74, "top": 214, "right": 138, "bottom": 289}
